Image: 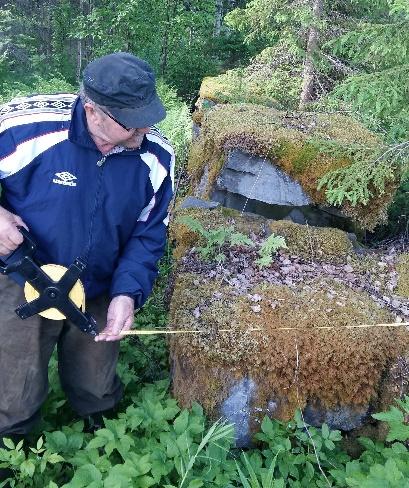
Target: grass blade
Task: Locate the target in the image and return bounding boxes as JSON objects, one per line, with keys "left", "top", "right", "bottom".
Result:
{"left": 235, "top": 461, "right": 253, "bottom": 488}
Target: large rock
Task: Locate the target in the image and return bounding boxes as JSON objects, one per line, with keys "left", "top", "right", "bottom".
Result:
{"left": 302, "top": 401, "right": 370, "bottom": 431}
{"left": 220, "top": 378, "right": 257, "bottom": 448}
{"left": 187, "top": 103, "right": 396, "bottom": 230}
{"left": 169, "top": 207, "right": 409, "bottom": 446}
{"left": 179, "top": 196, "right": 220, "bottom": 210}
{"left": 207, "top": 149, "right": 353, "bottom": 228}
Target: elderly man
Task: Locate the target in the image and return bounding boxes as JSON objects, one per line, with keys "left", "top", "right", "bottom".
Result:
{"left": 0, "top": 52, "right": 174, "bottom": 446}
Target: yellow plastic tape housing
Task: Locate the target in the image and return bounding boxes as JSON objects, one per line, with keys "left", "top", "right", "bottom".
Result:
{"left": 23, "top": 264, "right": 85, "bottom": 320}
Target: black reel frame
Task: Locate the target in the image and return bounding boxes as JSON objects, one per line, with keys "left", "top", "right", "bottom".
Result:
{"left": 0, "top": 228, "right": 98, "bottom": 336}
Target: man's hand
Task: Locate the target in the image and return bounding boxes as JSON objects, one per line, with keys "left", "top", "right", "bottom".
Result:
{"left": 95, "top": 295, "right": 135, "bottom": 342}
{"left": 0, "top": 206, "right": 29, "bottom": 256}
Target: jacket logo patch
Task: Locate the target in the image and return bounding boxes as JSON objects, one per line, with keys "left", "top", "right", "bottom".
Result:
{"left": 52, "top": 171, "right": 77, "bottom": 187}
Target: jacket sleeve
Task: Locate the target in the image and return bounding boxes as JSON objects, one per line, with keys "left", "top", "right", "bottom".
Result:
{"left": 109, "top": 149, "right": 175, "bottom": 308}
{"left": 0, "top": 117, "right": 17, "bottom": 179}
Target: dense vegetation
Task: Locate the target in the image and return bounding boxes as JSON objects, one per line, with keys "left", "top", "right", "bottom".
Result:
{"left": 1, "top": 256, "right": 409, "bottom": 488}
{"left": 1, "top": 0, "right": 409, "bottom": 485}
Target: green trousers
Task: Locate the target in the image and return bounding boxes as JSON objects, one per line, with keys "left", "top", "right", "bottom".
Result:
{"left": 0, "top": 275, "right": 123, "bottom": 436}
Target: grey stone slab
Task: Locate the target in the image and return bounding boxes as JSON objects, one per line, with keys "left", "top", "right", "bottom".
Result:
{"left": 221, "top": 378, "right": 256, "bottom": 448}
{"left": 179, "top": 196, "right": 220, "bottom": 210}
{"left": 286, "top": 208, "right": 307, "bottom": 225}
{"left": 216, "top": 149, "right": 311, "bottom": 206}
{"left": 210, "top": 188, "right": 353, "bottom": 231}
{"left": 192, "top": 122, "right": 201, "bottom": 139}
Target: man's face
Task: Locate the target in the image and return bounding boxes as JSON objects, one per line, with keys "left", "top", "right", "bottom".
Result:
{"left": 85, "top": 103, "right": 150, "bottom": 150}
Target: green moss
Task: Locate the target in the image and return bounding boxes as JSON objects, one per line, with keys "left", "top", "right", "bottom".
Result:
{"left": 289, "top": 142, "right": 321, "bottom": 174}
{"left": 377, "top": 354, "right": 409, "bottom": 419}
{"left": 200, "top": 71, "right": 284, "bottom": 108}
{"left": 170, "top": 206, "right": 353, "bottom": 263}
{"left": 168, "top": 209, "right": 409, "bottom": 423}
{"left": 169, "top": 205, "right": 267, "bottom": 260}
{"left": 187, "top": 103, "right": 390, "bottom": 229}
{"left": 268, "top": 220, "right": 353, "bottom": 262}
{"left": 192, "top": 110, "right": 204, "bottom": 126}
{"left": 169, "top": 273, "right": 408, "bottom": 420}
{"left": 397, "top": 253, "right": 409, "bottom": 298}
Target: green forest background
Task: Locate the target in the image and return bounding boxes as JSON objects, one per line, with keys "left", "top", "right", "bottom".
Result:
{"left": 3, "top": 0, "right": 407, "bottom": 237}
{"left": 1, "top": 1, "right": 409, "bottom": 487}
{"left": 1, "top": 0, "right": 408, "bottom": 136}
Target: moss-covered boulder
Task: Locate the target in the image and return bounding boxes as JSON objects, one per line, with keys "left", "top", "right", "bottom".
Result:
{"left": 169, "top": 206, "right": 409, "bottom": 446}
{"left": 268, "top": 221, "right": 354, "bottom": 262}
{"left": 188, "top": 103, "right": 396, "bottom": 230}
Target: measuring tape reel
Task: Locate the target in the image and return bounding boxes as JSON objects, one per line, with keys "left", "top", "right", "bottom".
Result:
{"left": 0, "top": 228, "right": 97, "bottom": 335}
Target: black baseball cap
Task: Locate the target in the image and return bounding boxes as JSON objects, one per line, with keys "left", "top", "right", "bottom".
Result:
{"left": 82, "top": 52, "right": 166, "bottom": 128}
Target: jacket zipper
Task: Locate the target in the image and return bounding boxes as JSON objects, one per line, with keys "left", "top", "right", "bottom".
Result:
{"left": 81, "top": 156, "right": 107, "bottom": 266}
{"left": 96, "top": 155, "right": 107, "bottom": 167}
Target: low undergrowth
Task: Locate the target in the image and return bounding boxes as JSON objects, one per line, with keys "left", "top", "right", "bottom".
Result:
{"left": 3, "top": 384, "right": 409, "bottom": 487}
{"left": 1, "top": 248, "right": 409, "bottom": 487}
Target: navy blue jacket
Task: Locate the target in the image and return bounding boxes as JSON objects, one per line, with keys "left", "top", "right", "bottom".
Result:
{"left": 0, "top": 93, "right": 174, "bottom": 306}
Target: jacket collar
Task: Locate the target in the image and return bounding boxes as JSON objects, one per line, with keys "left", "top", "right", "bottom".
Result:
{"left": 68, "top": 97, "right": 98, "bottom": 150}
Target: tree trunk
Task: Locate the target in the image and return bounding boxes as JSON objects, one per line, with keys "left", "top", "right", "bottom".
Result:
{"left": 160, "top": 1, "right": 171, "bottom": 76}
{"left": 160, "top": 0, "right": 179, "bottom": 76}
{"left": 160, "top": 32, "right": 169, "bottom": 76}
{"left": 299, "top": 0, "right": 323, "bottom": 109}
{"left": 76, "top": 0, "right": 84, "bottom": 81}
{"left": 214, "top": 0, "right": 223, "bottom": 37}
{"left": 76, "top": 38, "right": 83, "bottom": 82}
{"left": 85, "top": 0, "right": 94, "bottom": 62}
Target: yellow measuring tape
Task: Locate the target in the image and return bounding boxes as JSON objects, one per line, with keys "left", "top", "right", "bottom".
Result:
{"left": 22, "top": 266, "right": 409, "bottom": 335}
{"left": 119, "top": 322, "right": 409, "bottom": 336}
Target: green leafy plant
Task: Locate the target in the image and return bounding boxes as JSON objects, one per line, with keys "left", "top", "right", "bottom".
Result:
{"left": 330, "top": 397, "right": 409, "bottom": 487}
{"left": 168, "top": 419, "right": 235, "bottom": 488}
{"left": 318, "top": 158, "right": 396, "bottom": 206}
{"left": 316, "top": 140, "right": 409, "bottom": 207}
{"left": 253, "top": 412, "right": 347, "bottom": 487}
{"left": 4, "top": 376, "right": 409, "bottom": 487}
{"left": 0, "top": 436, "right": 65, "bottom": 487}
{"left": 323, "top": 3, "right": 409, "bottom": 142}
{"left": 178, "top": 216, "right": 254, "bottom": 263}
{"left": 156, "top": 81, "right": 192, "bottom": 168}
{"left": 372, "top": 395, "right": 409, "bottom": 442}
{"left": 256, "top": 234, "right": 287, "bottom": 267}
{"left": 0, "top": 380, "right": 236, "bottom": 487}
{"left": 318, "top": 142, "right": 409, "bottom": 210}
{"left": 236, "top": 451, "right": 283, "bottom": 488}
